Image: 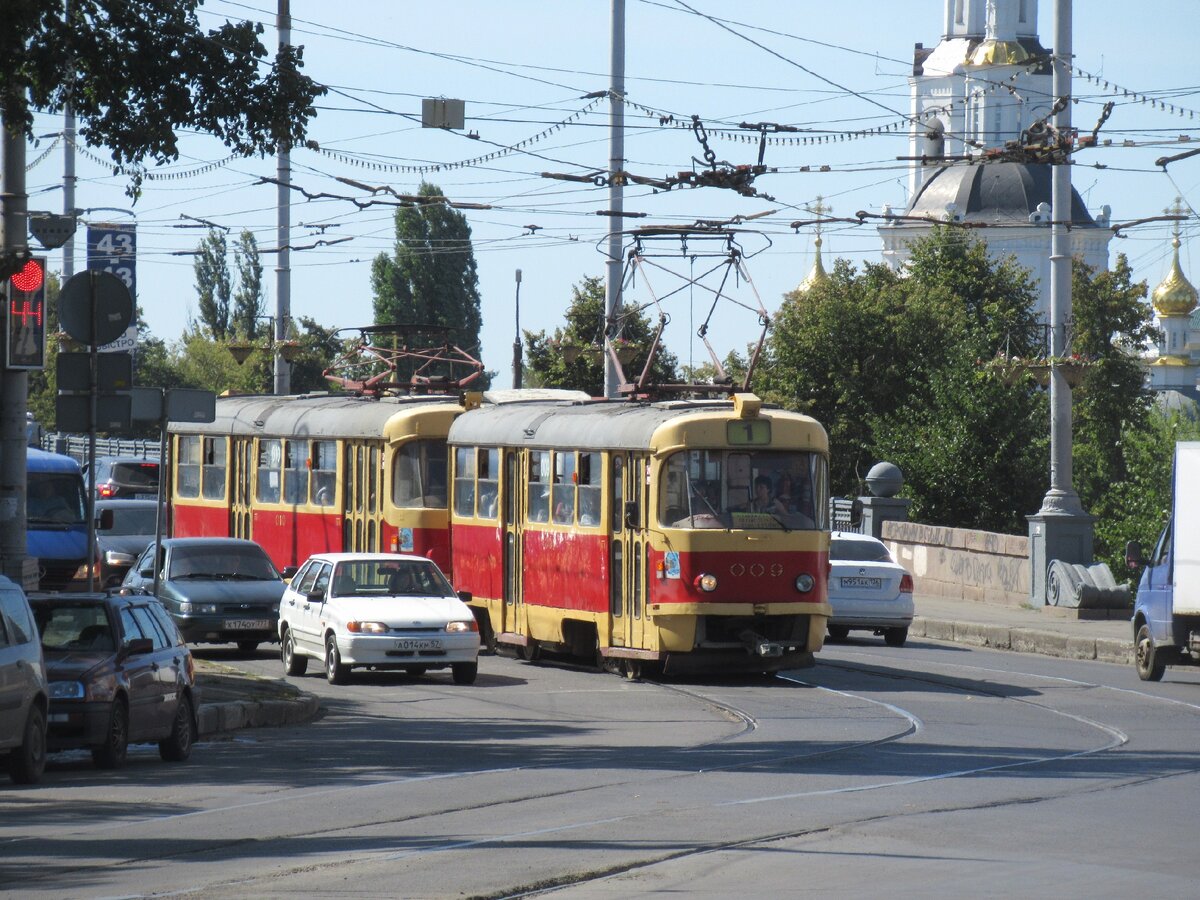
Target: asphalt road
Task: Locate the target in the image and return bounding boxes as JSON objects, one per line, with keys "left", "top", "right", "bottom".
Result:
{"left": 4, "top": 636, "right": 1200, "bottom": 899}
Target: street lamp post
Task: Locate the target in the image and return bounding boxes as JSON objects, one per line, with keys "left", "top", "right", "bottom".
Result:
{"left": 512, "top": 268, "right": 523, "bottom": 389}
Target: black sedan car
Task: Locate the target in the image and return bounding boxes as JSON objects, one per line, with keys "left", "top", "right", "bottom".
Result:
{"left": 95, "top": 499, "right": 162, "bottom": 587}
{"left": 122, "top": 538, "right": 287, "bottom": 653}
{"left": 30, "top": 592, "right": 196, "bottom": 769}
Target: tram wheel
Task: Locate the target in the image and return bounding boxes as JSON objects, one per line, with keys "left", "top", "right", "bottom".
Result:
{"left": 520, "top": 640, "right": 541, "bottom": 662}
{"left": 622, "top": 659, "right": 641, "bottom": 681}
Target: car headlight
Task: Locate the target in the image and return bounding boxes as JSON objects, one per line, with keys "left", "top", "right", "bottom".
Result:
{"left": 795, "top": 573, "right": 815, "bottom": 593}
{"left": 445, "top": 620, "right": 478, "bottom": 633}
{"left": 49, "top": 681, "right": 84, "bottom": 700}
{"left": 346, "top": 621, "right": 390, "bottom": 634}
{"left": 178, "top": 602, "right": 218, "bottom": 615}
{"left": 693, "top": 573, "right": 718, "bottom": 592}
{"left": 104, "top": 550, "right": 136, "bottom": 566}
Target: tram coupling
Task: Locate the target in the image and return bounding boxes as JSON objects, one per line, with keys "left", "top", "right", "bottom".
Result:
{"left": 740, "top": 629, "right": 785, "bottom": 658}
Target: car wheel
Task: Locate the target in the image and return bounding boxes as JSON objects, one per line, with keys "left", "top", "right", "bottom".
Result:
{"left": 8, "top": 705, "right": 47, "bottom": 785}
{"left": 884, "top": 627, "right": 908, "bottom": 648}
{"left": 92, "top": 698, "right": 129, "bottom": 769}
{"left": 325, "top": 633, "right": 349, "bottom": 685}
{"left": 236, "top": 640, "right": 260, "bottom": 655}
{"left": 827, "top": 624, "right": 850, "bottom": 642}
{"left": 451, "top": 661, "right": 478, "bottom": 685}
{"left": 1135, "top": 623, "right": 1166, "bottom": 682}
{"left": 159, "top": 693, "right": 195, "bottom": 762}
{"left": 281, "top": 628, "right": 308, "bottom": 677}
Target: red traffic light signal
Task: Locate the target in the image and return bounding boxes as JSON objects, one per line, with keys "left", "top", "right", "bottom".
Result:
{"left": 6, "top": 256, "right": 48, "bottom": 370}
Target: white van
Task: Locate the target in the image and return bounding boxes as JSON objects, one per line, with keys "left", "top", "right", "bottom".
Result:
{"left": 0, "top": 576, "right": 48, "bottom": 783}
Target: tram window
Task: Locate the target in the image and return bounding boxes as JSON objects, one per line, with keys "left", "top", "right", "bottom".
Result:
{"left": 283, "top": 441, "right": 309, "bottom": 505}
{"left": 367, "top": 446, "right": 380, "bottom": 514}
{"left": 201, "top": 437, "right": 227, "bottom": 500}
{"left": 632, "top": 547, "right": 642, "bottom": 619}
{"left": 177, "top": 435, "right": 200, "bottom": 498}
{"left": 528, "top": 451, "right": 550, "bottom": 523}
{"left": 453, "top": 446, "right": 475, "bottom": 517}
{"left": 311, "top": 440, "right": 336, "bottom": 506}
{"left": 256, "top": 439, "right": 282, "bottom": 504}
{"left": 611, "top": 456, "right": 624, "bottom": 532}
{"left": 477, "top": 448, "right": 499, "bottom": 520}
{"left": 392, "top": 440, "right": 448, "bottom": 509}
{"left": 552, "top": 451, "right": 576, "bottom": 524}
{"left": 578, "top": 452, "right": 601, "bottom": 526}
{"left": 610, "top": 541, "right": 623, "bottom": 618}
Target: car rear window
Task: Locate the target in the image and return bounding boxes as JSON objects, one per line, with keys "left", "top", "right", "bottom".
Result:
{"left": 113, "top": 462, "right": 159, "bottom": 488}
{"left": 830, "top": 538, "right": 892, "bottom": 563}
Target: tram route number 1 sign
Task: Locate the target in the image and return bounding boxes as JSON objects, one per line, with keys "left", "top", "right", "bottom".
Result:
{"left": 87, "top": 223, "right": 138, "bottom": 352}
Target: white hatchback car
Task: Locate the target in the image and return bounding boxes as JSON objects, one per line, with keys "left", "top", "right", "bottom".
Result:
{"left": 826, "top": 532, "right": 914, "bottom": 647}
{"left": 279, "top": 553, "right": 480, "bottom": 685}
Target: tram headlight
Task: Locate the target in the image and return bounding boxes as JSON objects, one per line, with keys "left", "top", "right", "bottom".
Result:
{"left": 694, "top": 573, "right": 718, "bottom": 593}
{"left": 794, "top": 573, "right": 815, "bottom": 594}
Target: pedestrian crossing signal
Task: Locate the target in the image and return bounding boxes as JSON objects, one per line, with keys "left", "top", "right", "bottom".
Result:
{"left": 6, "top": 256, "right": 47, "bottom": 370}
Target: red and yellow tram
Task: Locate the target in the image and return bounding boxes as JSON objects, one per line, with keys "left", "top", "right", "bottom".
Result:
{"left": 169, "top": 393, "right": 463, "bottom": 575}
{"left": 447, "top": 392, "right": 831, "bottom": 675}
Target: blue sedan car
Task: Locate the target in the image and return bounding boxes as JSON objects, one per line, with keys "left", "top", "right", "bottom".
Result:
{"left": 122, "top": 538, "right": 287, "bottom": 654}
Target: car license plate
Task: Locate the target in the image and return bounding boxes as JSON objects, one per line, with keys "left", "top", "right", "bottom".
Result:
{"left": 224, "top": 619, "right": 270, "bottom": 630}
{"left": 395, "top": 638, "right": 442, "bottom": 651}
{"left": 840, "top": 576, "right": 882, "bottom": 589}
{"left": 135, "top": 493, "right": 158, "bottom": 500}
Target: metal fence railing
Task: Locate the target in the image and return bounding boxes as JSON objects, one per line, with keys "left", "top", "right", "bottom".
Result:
{"left": 39, "top": 433, "right": 161, "bottom": 466}
{"left": 830, "top": 498, "right": 864, "bottom": 534}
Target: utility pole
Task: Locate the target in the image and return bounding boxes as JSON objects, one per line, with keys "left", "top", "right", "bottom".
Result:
{"left": 512, "top": 268, "right": 523, "bottom": 389}
{"left": 1029, "top": 0, "right": 1093, "bottom": 605}
{"left": 274, "top": 0, "right": 292, "bottom": 396}
{"left": 63, "top": 0, "right": 76, "bottom": 281}
{"left": 603, "top": 0, "right": 625, "bottom": 399}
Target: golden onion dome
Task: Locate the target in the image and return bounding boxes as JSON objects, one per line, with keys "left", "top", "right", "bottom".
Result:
{"left": 1152, "top": 237, "right": 1198, "bottom": 317}
{"left": 797, "top": 236, "right": 830, "bottom": 293}
{"left": 968, "top": 40, "right": 1033, "bottom": 67}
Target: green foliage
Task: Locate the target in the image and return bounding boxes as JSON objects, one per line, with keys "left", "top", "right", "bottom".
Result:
{"left": 2, "top": 0, "right": 325, "bottom": 194}
{"left": 193, "top": 229, "right": 231, "bottom": 340}
{"left": 523, "top": 275, "right": 679, "bottom": 394}
{"left": 287, "top": 318, "right": 344, "bottom": 395}
{"left": 371, "top": 183, "right": 483, "bottom": 358}
{"left": 231, "top": 230, "right": 265, "bottom": 339}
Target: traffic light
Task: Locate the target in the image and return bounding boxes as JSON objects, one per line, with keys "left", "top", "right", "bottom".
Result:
{"left": 6, "top": 256, "right": 47, "bottom": 370}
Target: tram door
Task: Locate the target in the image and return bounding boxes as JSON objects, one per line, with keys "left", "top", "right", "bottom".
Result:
{"left": 501, "top": 449, "right": 524, "bottom": 636}
{"left": 230, "top": 438, "right": 253, "bottom": 540}
{"left": 342, "top": 442, "right": 384, "bottom": 552}
{"left": 610, "top": 454, "right": 648, "bottom": 650}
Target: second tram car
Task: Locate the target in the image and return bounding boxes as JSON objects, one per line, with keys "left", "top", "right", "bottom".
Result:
{"left": 170, "top": 393, "right": 462, "bottom": 575}
{"left": 448, "top": 393, "right": 831, "bottom": 675}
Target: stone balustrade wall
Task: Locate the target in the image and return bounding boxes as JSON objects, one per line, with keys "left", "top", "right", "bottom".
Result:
{"left": 881, "top": 520, "right": 1030, "bottom": 607}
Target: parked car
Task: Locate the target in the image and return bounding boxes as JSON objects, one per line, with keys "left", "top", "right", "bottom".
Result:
{"left": 826, "top": 532, "right": 914, "bottom": 647}
{"left": 95, "top": 499, "right": 162, "bottom": 587}
{"left": 30, "top": 591, "right": 196, "bottom": 768}
{"left": 122, "top": 538, "right": 286, "bottom": 653}
{"left": 84, "top": 456, "right": 160, "bottom": 500}
{"left": 279, "top": 552, "right": 480, "bottom": 685}
{"left": 0, "top": 576, "right": 48, "bottom": 784}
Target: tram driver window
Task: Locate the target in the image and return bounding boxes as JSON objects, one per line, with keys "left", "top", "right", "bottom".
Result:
{"left": 528, "top": 451, "right": 550, "bottom": 523}
{"left": 256, "top": 439, "right": 282, "bottom": 504}
{"left": 392, "top": 439, "right": 448, "bottom": 509}
{"left": 176, "top": 435, "right": 200, "bottom": 498}
{"left": 453, "top": 446, "right": 476, "bottom": 517}
{"left": 477, "top": 448, "right": 499, "bottom": 520}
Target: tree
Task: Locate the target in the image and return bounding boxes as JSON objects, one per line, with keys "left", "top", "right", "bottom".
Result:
{"left": 2, "top": 0, "right": 324, "bottom": 193}
{"left": 231, "top": 230, "right": 264, "bottom": 339}
{"left": 193, "top": 229, "right": 231, "bottom": 340}
{"left": 371, "top": 183, "right": 483, "bottom": 356}
{"left": 523, "top": 275, "right": 679, "bottom": 395}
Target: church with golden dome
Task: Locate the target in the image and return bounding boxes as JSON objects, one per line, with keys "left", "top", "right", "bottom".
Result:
{"left": 1147, "top": 209, "right": 1199, "bottom": 396}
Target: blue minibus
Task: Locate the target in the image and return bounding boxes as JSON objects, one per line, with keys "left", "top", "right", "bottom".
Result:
{"left": 26, "top": 448, "right": 89, "bottom": 590}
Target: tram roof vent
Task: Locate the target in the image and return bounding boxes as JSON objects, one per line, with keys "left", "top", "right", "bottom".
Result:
{"left": 733, "top": 393, "right": 762, "bottom": 418}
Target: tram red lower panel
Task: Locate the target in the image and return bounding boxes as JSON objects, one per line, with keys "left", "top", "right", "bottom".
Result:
{"left": 450, "top": 522, "right": 503, "bottom": 600}
{"left": 171, "top": 504, "right": 227, "bottom": 539}
{"left": 522, "top": 529, "right": 609, "bottom": 614}
{"left": 647, "top": 547, "right": 828, "bottom": 607}
{"left": 252, "top": 509, "right": 343, "bottom": 572}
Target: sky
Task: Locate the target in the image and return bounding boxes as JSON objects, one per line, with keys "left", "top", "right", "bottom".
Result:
{"left": 22, "top": 0, "right": 1200, "bottom": 387}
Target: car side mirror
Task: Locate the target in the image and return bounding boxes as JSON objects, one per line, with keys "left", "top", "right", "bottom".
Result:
{"left": 121, "top": 637, "right": 153, "bottom": 657}
{"left": 1125, "top": 540, "right": 1144, "bottom": 569}
{"left": 96, "top": 508, "right": 114, "bottom": 530}
{"left": 307, "top": 590, "right": 326, "bottom": 604}
{"left": 281, "top": 565, "right": 298, "bottom": 580}
{"left": 457, "top": 590, "right": 472, "bottom": 604}
{"left": 623, "top": 500, "right": 639, "bottom": 530}
{"left": 139, "top": 567, "right": 154, "bottom": 579}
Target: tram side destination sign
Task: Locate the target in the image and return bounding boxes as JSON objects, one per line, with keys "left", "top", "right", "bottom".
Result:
{"left": 87, "top": 223, "right": 137, "bottom": 352}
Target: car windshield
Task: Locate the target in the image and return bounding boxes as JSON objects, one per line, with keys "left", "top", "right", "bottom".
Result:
{"left": 831, "top": 538, "right": 892, "bottom": 563}
{"left": 168, "top": 545, "right": 280, "bottom": 581}
{"left": 330, "top": 559, "right": 454, "bottom": 598}
{"left": 35, "top": 603, "right": 116, "bottom": 652}
{"left": 105, "top": 506, "right": 159, "bottom": 536}
{"left": 26, "top": 472, "right": 87, "bottom": 525}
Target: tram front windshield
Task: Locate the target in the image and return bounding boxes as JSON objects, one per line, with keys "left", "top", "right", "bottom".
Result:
{"left": 660, "top": 449, "right": 828, "bottom": 530}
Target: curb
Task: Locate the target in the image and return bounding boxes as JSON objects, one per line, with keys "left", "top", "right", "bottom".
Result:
{"left": 196, "top": 692, "right": 320, "bottom": 737}
{"left": 912, "top": 616, "right": 1135, "bottom": 666}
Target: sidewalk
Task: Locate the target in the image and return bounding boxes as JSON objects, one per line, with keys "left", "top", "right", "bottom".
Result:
{"left": 194, "top": 660, "right": 320, "bottom": 736}
{"left": 911, "top": 594, "right": 1135, "bottom": 665}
